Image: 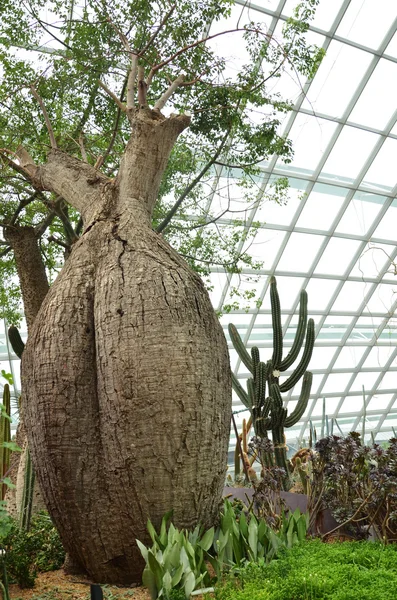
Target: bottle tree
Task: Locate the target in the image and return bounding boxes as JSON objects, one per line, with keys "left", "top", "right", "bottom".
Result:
{"left": 0, "top": 0, "right": 323, "bottom": 583}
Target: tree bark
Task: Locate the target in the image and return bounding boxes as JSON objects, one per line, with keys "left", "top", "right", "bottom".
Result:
{"left": 22, "top": 108, "right": 232, "bottom": 584}
{"left": 4, "top": 225, "right": 49, "bottom": 331}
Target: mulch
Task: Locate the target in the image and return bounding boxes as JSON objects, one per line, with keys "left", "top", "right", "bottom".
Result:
{"left": 9, "top": 569, "right": 151, "bottom": 600}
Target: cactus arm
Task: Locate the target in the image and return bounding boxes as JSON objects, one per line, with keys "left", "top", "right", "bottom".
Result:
{"left": 231, "top": 373, "right": 250, "bottom": 408}
{"left": 270, "top": 277, "right": 283, "bottom": 369}
{"left": 8, "top": 326, "right": 25, "bottom": 358}
{"left": 0, "top": 385, "right": 11, "bottom": 500}
{"left": 284, "top": 371, "right": 313, "bottom": 427}
{"left": 279, "top": 319, "right": 315, "bottom": 392}
{"left": 251, "top": 347, "right": 260, "bottom": 380}
{"left": 279, "top": 290, "right": 308, "bottom": 372}
{"left": 19, "top": 447, "right": 35, "bottom": 531}
{"left": 254, "top": 361, "right": 267, "bottom": 408}
{"left": 228, "top": 324, "right": 253, "bottom": 373}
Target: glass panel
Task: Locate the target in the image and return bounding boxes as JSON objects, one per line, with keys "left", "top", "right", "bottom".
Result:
{"left": 364, "top": 283, "right": 397, "bottom": 314}
{"left": 336, "top": 192, "right": 385, "bottom": 236}
{"left": 367, "top": 393, "right": 394, "bottom": 411}
{"left": 305, "top": 278, "right": 340, "bottom": 312}
{"left": 249, "top": 229, "right": 286, "bottom": 268}
{"left": 314, "top": 237, "right": 361, "bottom": 276}
{"left": 333, "top": 346, "right": 367, "bottom": 369}
{"left": 321, "top": 372, "right": 352, "bottom": 394}
{"left": 321, "top": 127, "right": 380, "bottom": 182}
{"left": 310, "top": 345, "right": 339, "bottom": 370}
{"left": 386, "top": 30, "right": 397, "bottom": 58}
{"left": 296, "top": 184, "right": 348, "bottom": 231}
{"left": 349, "top": 59, "right": 397, "bottom": 130}
{"left": 276, "top": 232, "right": 325, "bottom": 272}
{"left": 376, "top": 371, "right": 397, "bottom": 390}
{"left": 362, "top": 137, "right": 397, "bottom": 190}
{"left": 350, "top": 242, "right": 391, "bottom": 278}
{"left": 255, "top": 181, "right": 305, "bottom": 225}
{"left": 362, "top": 345, "right": 397, "bottom": 369}
{"left": 319, "top": 316, "right": 352, "bottom": 342}
{"left": 336, "top": 0, "right": 395, "bottom": 50}
{"left": 350, "top": 372, "right": 380, "bottom": 393}
{"left": 276, "top": 114, "right": 338, "bottom": 175}
{"left": 301, "top": 41, "right": 373, "bottom": 117}
{"left": 331, "top": 281, "right": 369, "bottom": 312}
{"left": 372, "top": 199, "right": 397, "bottom": 241}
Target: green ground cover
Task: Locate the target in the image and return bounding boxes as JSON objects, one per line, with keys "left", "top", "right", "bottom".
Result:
{"left": 213, "top": 539, "right": 397, "bottom": 600}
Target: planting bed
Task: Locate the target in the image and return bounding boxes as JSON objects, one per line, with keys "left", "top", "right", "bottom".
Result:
{"left": 9, "top": 570, "right": 151, "bottom": 600}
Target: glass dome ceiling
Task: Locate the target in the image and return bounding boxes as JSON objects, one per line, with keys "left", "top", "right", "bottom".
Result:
{"left": 211, "top": 0, "right": 397, "bottom": 450}
{"left": 1, "top": 0, "right": 397, "bottom": 450}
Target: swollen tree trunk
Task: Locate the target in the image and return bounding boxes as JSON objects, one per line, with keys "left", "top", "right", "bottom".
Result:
{"left": 22, "top": 108, "right": 232, "bottom": 584}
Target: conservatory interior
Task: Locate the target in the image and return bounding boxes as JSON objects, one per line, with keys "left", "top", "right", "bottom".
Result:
{"left": 1, "top": 0, "right": 397, "bottom": 599}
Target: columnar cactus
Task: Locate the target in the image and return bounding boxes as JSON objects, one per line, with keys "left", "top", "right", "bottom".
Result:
{"left": 229, "top": 277, "right": 315, "bottom": 489}
{"left": 0, "top": 384, "right": 11, "bottom": 500}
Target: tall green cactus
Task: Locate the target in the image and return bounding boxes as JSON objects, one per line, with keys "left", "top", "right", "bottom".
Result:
{"left": 7, "top": 326, "right": 36, "bottom": 530}
{"left": 0, "top": 385, "right": 11, "bottom": 500}
{"left": 229, "top": 277, "right": 315, "bottom": 489}
{"left": 19, "top": 446, "right": 35, "bottom": 531}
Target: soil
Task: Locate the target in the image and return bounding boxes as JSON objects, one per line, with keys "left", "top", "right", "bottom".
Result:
{"left": 9, "top": 569, "right": 151, "bottom": 600}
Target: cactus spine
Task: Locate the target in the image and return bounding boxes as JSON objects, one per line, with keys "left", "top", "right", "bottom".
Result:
{"left": 0, "top": 385, "right": 11, "bottom": 500}
{"left": 229, "top": 277, "right": 314, "bottom": 490}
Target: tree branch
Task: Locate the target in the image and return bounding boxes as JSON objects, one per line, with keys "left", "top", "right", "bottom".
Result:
{"left": 137, "top": 66, "right": 148, "bottom": 106}
{"left": 98, "top": 80, "right": 127, "bottom": 113}
{"left": 156, "top": 127, "right": 231, "bottom": 234}
{"left": 30, "top": 85, "right": 57, "bottom": 149}
{"left": 138, "top": 4, "right": 176, "bottom": 57}
{"left": 126, "top": 55, "right": 138, "bottom": 109}
{"left": 154, "top": 74, "right": 185, "bottom": 111}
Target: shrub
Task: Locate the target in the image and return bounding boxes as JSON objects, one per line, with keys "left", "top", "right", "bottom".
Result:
{"left": 2, "top": 511, "right": 65, "bottom": 588}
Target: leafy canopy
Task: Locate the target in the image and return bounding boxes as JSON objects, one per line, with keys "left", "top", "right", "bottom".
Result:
{"left": 0, "top": 0, "right": 324, "bottom": 321}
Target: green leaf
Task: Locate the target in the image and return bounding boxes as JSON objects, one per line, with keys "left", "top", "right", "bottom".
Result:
{"left": 136, "top": 539, "right": 149, "bottom": 563}
{"left": 171, "top": 564, "right": 184, "bottom": 587}
{"left": 248, "top": 518, "right": 258, "bottom": 561}
{"left": 148, "top": 550, "right": 164, "bottom": 592}
{"left": 162, "top": 571, "right": 172, "bottom": 595}
{"left": 198, "top": 527, "right": 214, "bottom": 552}
{"left": 2, "top": 441, "right": 22, "bottom": 452}
{"left": 147, "top": 519, "right": 158, "bottom": 545}
{"left": 142, "top": 567, "right": 158, "bottom": 600}
{"left": 296, "top": 516, "right": 307, "bottom": 542}
{"left": 184, "top": 571, "right": 196, "bottom": 598}
{"left": 239, "top": 511, "right": 248, "bottom": 539}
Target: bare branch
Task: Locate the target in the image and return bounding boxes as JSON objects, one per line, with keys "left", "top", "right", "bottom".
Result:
{"left": 10, "top": 191, "right": 41, "bottom": 226}
{"left": 0, "top": 149, "right": 35, "bottom": 180}
{"left": 47, "top": 235, "right": 71, "bottom": 252}
{"left": 148, "top": 27, "right": 271, "bottom": 80}
{"left": 98, "top": 80, "right": 127, "bottom": 113}
{"left": 137, "top": 66, "right": 148, "bottom": 106}
{"left": 0, "top": 246, "right": 12, "bottom": 258}
{"left": 94, "top": 155, "right": 104, "bottom": 169}
{"left": 30, "top": 85, "right": 57, "bottom": 149}
{"left": 138, "top": 4, "right": 176, "bottom": 57}
{"left": 126, "top": 54, "right": 138, "bottom": 109}
{"left": 156, "top": 127, "right": 232, "bottom": 234}
{"left": 78, "top": 133, "right": 88, "bottom": 163}
{"left": 154, "top": 74, "right": 185, "bottom": 111}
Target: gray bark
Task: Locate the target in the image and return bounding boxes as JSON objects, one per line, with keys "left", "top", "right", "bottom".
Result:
{"left": 22, "top": 108, "right": 232, "bottom": 584}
